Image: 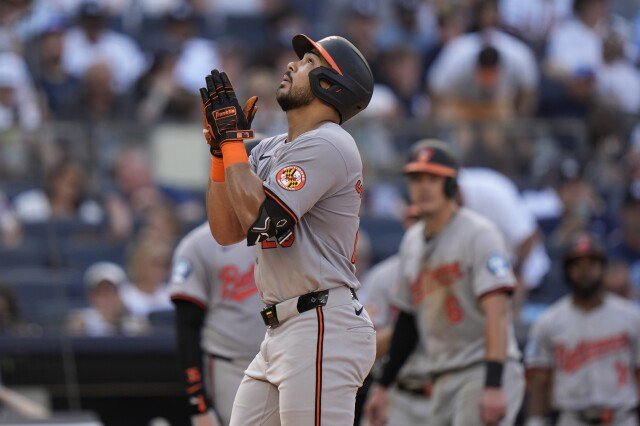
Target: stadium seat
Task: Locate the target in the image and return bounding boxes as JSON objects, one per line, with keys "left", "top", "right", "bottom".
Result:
{"left": 22, "top": 220, "right": 105, "bottom": 242}
{"left": 60, "top": 241, "right": 128, "bottom": 271}
{"left": 0, "top": 242, "right": 48, "bottom": 268}
{"left": 0, "top": 267, "right": 84, "bottom": 325}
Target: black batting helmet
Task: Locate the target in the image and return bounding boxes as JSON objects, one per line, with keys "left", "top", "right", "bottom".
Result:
{"left": 562, "top": 232, "right": 607, "bottom": 287}
{"left": 404, "top": 139, "right": 459, "bottom": 198}
{"left": 563, "top": 233, "right": 607, "bottom": 267}
{"left": 562, "top": 232, "right": 607, "bottom": 281}
{"left": 292, "top": 34, "right": 374, "bottom": 124}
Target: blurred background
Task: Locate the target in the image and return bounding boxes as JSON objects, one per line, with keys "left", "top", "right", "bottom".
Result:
{"left": 0, "top": 0, "right": 639, "bottom": 424}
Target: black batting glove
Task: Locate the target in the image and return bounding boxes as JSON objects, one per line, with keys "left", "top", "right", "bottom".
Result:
{"left": 199, "top": 70, "right": 257, "bottom": 156}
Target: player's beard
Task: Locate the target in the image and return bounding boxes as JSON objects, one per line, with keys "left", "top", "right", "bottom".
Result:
{"left": 568, "top": 276, "right": 603, "bottom": 299}
{"left": 276, "top": 84, "right": 315, "bottom": 111}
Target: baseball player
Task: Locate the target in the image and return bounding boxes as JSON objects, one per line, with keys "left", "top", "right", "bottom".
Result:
{"left": 170, "top": 222, "right": 265, "bottom": 426}
{"left": 362, "top": 251, "right": 432, "bottom": 425}
{"left": 365, "top": 139, "right": 525, "bottom": 426}
{"left": 525, "top": 233, "right": 640, "bottom": 426}
{"left": 199, "top": 34, "right": 376, "bottom": 425}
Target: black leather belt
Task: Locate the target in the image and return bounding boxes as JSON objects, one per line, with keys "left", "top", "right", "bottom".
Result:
{"left": 260, "top": 290, "right": 329, "bottom": 327}
{"left": 207, "top": 352, "right": 232, "bottom": 362}
{"left": 564, "top": 406, "right": 637, "bottom": 425}
{"left": 396, "top": 381, "right": 432, "bottom": 398}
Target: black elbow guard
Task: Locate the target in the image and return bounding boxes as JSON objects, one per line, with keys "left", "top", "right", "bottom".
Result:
{"left": 247, "top": 197, "right": 296, "bottom": 246}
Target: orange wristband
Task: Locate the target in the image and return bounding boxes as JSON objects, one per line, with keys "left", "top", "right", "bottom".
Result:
{"left": 209, "top": 156, "right": 225, "bottom": 182}
{"left": 221, "top": 142, "right": 248, "bottom": 169}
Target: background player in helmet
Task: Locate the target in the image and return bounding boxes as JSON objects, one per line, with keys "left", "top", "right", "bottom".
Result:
{"left": 525, "top": 233, "right": 640, "bottom": 426}
{"left": 199, "top": 34, "right": 376, "bottom": 424}
{"left": 365, "top": 139, "right": 524, "bottom": 426}
{"left": 170, "top": 221, "right": 264, "bottom": 426}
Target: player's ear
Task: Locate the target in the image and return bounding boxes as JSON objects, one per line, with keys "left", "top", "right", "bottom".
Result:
{"left": 319, "top": 78, "right": 331, "bottom": 89}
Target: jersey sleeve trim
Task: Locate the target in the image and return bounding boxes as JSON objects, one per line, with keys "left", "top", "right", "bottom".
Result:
{"left": 171, "top": 294, "right": 207, "bottom": 310}
{"left": 477, "top": 285, "right": 514, "bottom": 300}
{"left": 263, "top": 186, "right": 299, "bottom": 223}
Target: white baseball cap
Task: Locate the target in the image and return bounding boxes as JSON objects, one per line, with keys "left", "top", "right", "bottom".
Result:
{"left": 83, "top": 262, "right": 127, "bottom": 289}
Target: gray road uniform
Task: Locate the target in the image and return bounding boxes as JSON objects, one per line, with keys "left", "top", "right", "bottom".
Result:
{"left": 362, "top": 254, "right": 432, "bottom": 425}
{"left": 394, "top": 207, "right": 525, "bottom": 425}
{"left": 526, "top": 295, "right": 640, "bottom": 426}
{"left": 169, "top": 223, "right": 264, "bottom": 425}
{"left": 229, "top": 122, "right": 376, "bottom": 425}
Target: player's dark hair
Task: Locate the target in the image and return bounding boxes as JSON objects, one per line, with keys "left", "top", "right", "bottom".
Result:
{"left": 477, "top": 46, "right": 500, "bottom": 69}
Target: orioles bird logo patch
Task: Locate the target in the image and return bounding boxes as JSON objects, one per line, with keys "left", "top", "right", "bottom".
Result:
{"left": 276, "top": 165, "right": 306, "bottom": 191}
{"left": 418, "top": 148, "right": 434, "bottom": 163}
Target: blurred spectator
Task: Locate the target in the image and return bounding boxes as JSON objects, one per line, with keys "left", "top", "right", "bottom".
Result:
{"left": 537, "top": 65, "right": 597, "bottom": 118}
{"left": 137, "top": 202, "right": 182, "bottom": 247}
{"left": 596, "top": 32, "right": 640, "bottom": 114}
{"left": 106, "top": 146, "right": 202, "bottom": 224}
{"left": 430, "top": 45, "right": 536, "bottom": 119}
{"left": 499, "top": 0, "right": 573, "bottom": 53}
{"left": 0, "top": 191, "right": 22, "bottom": 247}
{"left": 135, "top": 49, "right": 194, "bottom": 123}
{"left": 537, "top": 159, "right": 610, "bottom": 246}
{"left": 378, "top": 45, "right": 429, "bottom": 118}
{"left": 67, "top": 60, "right": 133, "bottom": 121}
{"left": 0, "top": 0, "right": 39, "bottom": 50}
{"left": 428, "top": 0, "right": 539, "bottom": 119}
{"left": 13, "top": 159, "right": 105, "bottom": 224}
{"left": 0, "top": 51, "right": 41, "bottom": 131}
{"left": 545, "top": 0, "right": 609, "bottom": 78}
{"left": 121, "top": 238, "right": 173, "bottom": 318}
{"left": 109, "top": 147, "right": 165, "bottom": 218}
{"left": 469, "top": 0, "right": 503, "bottom": 32}
{"left": 337, "top": 0, "right": 381, "bottom": 77}
{"left": 0, "top": 282, "right": 27, "bottom": 334}
{"left": 263, "top": 6, "right": 310, "bottom": 50}
{"left": 422, "top": 8, "right": 466, "bottom": 75}
{"left": 158, "top": 4, "right": 221, "bottom": 94}
{"left": 458, "top": 167, "right": 551, "bottom": 291}
{"left": 61, "top": 0, "right": 146, "bottom": 93}
{"left": 32, "top": 25, "right": 81, "bottom": 119}
{"left": 135, "top": 4, "right": 222, "bottom": 123}
{"left": 66, "top": 262, "right": 149, "bottom": 336}
{"left": 376, "top": 0, "right": 437, "bottom": 52}
{"left": 609, "top": 184, "right": 640, "bottom": 291}
{"left": 603, "top": 259, "right": 636, "bottom": 300}
{"left": 200, "top": 0, "right": 270, "bottom": 16}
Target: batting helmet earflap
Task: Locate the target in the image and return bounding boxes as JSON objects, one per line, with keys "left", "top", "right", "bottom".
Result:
{"left": 404, "top": 139, "right": 459, "bottom": 199}
{"left": 292, "top": 34, "right": 374, "bottom": 124}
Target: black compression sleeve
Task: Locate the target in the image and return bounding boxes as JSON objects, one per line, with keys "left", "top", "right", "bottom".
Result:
{"left": 378, "top": 311, "right": 419, "bottom": 388}
{"left": 174, "top": 300, "right": 212, "bottom": 415}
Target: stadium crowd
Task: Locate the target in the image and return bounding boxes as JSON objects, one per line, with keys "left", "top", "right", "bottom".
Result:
{"left": 0, "top": 0, "right": 640, "bottom": 423}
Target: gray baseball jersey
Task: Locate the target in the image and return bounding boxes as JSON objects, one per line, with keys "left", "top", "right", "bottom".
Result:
{"left": 362, "top": 254, "right": 430, "bottom": 381}
{"left": 525, "top": 294, "right": 640, "bottom": 411}
{"left": 394, "top": 207, "right": 520, "bottom": 374}
{"left": 168, "top": 223, "right": 264, "bottom": 361}
{"left": 248, "top": 122, "right": 362, "bottom": 304}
